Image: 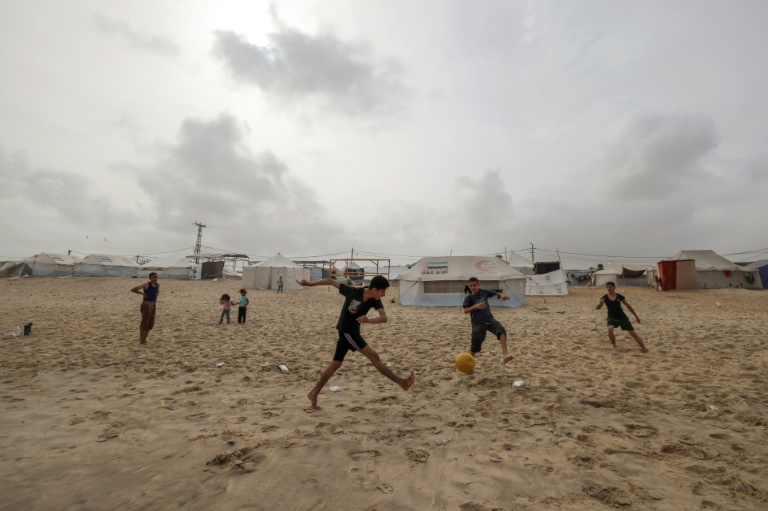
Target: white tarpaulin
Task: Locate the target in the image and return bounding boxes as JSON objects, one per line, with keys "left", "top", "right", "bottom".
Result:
{"left": 525, "top": 270, "right": 568, "bottom": 296}
{"left": 506, "top": 253, "right": 535, "bottom": 275}
{"left": 74, "top": 254, "right": 140, "bottom": 277}
{"left": 398, "top": 256, "right": 526, "bottom": 307}
{"left": 241, "top": 253, "right": 309, "bottom": 290}
{"left": 139, "top": 256, "right": 201, "bottom": 280}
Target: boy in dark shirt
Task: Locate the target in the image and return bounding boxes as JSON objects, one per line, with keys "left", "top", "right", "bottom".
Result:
{"left": 462, "top": 277, "right": 515, "bottom": 364}
{"left": 595, "top": 282, "right": 649, "bottom": 353}
{"left": 298, "top": 275, "right": 415, "bottom": 410}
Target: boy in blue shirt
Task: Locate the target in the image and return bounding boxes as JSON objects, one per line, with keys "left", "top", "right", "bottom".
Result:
{"left": 237, "top": 288, "right": 249, "bottom": 325}
{"left": 462, "top": 277, "right": 514, "bottom": 364}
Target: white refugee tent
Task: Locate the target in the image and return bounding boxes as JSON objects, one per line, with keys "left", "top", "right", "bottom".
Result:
{"left": 22, "top": 252, "right": 77, "bottom": 276}
{"left": 74, "top": 254, "right": 141, "bottom": 277}
{"left": 139, "top": 256, "right": 201, "bottom": 280}
{"left": 398, "top": 256, "right": 526, "bottom": 307}
{"left": 592, "top": 263, "right": 653, "bottom": 287}
{"left": 506, "top": 253, "right": 535, "bottom": 275}
{"left": 241, "top": 253, "right": 310, "bottom": 290}
{"left": 525, "top": 270, "right": 569, "bottom": 296}
{"left": 667, "top": 250, "right": 761, "bottom": 289}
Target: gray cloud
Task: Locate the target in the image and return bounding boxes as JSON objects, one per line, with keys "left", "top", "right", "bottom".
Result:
{"left": 380, "top": 168, "right": 515, "bottom": 231}
{"left": 743, "top": 153, "right": 768, "bottom": 184}
{"left": 596, "top": 114, "right": 719, "bottom": 199}
{"left": 212, "top": 22, "right": 407, "bottom": 117}
{"left": 134, "top": 113, "right": 340, "bottom": 252}
{"left": 93, "top": 15, "right": 180, "bottom": 56}
{"left": 0, "top": 146, "right": 141, "bottom": 253}
{"left": 454, "top": 169, "right": 514, "bottom": 226}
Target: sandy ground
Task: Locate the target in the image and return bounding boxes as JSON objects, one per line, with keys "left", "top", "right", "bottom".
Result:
{"left": 1, "top": 277, "right": 767, "bottom": 511}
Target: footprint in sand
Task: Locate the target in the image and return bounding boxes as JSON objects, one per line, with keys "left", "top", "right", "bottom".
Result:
{"left": 405, "top": 448, "right": 429, "bottom": 463}
{"left": 349, "top": 449, "right": 382, "bottom": 460}
{"left": 624, "top": 423, "right": 658, "bottom": 437}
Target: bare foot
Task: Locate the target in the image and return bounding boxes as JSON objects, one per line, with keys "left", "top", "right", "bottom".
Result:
{"left": 503, "top": 355, "right": 514, "bottom": 364}
{"left": 640, "top": 348, "right": 649, "bottom": 353}
{"left": 307, "top": 391, "right": 321, "bottom": 410}
{"left": 399, "top": 371, "right": 416, "bottom": 391}
{"left": 139, "top": 341, "right": 147, "bottom": 345}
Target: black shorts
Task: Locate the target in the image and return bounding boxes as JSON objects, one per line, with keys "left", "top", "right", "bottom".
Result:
{"left": 471, "top": 320, "right": 506, "bottom": 353}
{"left": 333, "top": 331, "right": 368, "bottom": 362}
{"left": 607, "top": 316, "right": 634, "bottom": 331}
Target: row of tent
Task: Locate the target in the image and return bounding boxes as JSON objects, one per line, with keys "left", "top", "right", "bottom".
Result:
{"left": 591, "top": 250, "right": 765, "bottom": 291}
{"left": 0, "top": 253, "right": 206, "bottom": 279}
{"left": 0, "top": 252, "right": 308, "bottom": 283}
{"left": 0, "top": 253, "right": 146, "bottom": 278}
{"left": 4, "top": 250, "right": 766, "bottom": 299}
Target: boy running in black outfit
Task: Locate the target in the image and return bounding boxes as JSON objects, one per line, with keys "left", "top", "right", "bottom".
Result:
{"left": 462, "top": 277, "right": 514, "bottom": 364}
{"left": 298, "top": 275, "right": 415, "bottom": 410}
{"left": 596, "top": 282, "right": 649, "bottom": 353}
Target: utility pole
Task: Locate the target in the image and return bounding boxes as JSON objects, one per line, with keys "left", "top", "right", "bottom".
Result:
{"left": 193, "top": 221, "right": 207, "bottom": 264}
{"left": 530, "top": 242, "right": 535, "bottom": 263}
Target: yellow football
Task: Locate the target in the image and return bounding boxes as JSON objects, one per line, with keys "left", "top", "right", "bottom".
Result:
{"left": 455, "top": 352, "right": 475, "bottom": 374}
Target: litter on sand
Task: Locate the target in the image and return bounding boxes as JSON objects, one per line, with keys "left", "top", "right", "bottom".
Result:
{"left": 513, "top": 380, "right": 525, "bottom": 387}
{"left": 279, "top": 365, "right": 289, "bottom": 373}
{"left": 329, "top": 386, "right": 341, "bottom": 392}
{"left": 216, "top": 362, "right": 225, "bottom": 367}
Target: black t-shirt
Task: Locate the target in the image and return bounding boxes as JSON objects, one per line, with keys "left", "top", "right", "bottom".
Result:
{"left": 336, "top": 284, "right": 384, "bottom": 332}
{"left": 602, "top": 293, "right": 628, "bottom": 319}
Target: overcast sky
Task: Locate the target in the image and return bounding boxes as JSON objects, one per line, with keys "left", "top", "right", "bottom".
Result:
{"left": 1, "top": 0, "right": 767, "bottom": 268}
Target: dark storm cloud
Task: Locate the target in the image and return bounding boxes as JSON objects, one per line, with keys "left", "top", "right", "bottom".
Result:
{"left": 597, "top": 114, "right": 719, "bottom": 198}
{"left": 136, "top": 114, "right": 337, "bottom": 245}
{"left": 93, "top": 15, "right": 180, "bottom": 56}
{"left": 212, "top": 23, "right": 407, "bottom": 117}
